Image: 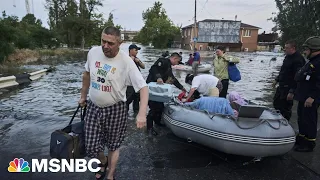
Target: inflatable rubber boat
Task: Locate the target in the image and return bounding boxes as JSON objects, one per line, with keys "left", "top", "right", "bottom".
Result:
{"left": 147, "top": 82, "right": 296, "bottom": 157}
{"left": 162, "top": 101, "right": 295, "bottom": 158}
{"left": 172, "top": 64, "right": 212, "bottom": 73}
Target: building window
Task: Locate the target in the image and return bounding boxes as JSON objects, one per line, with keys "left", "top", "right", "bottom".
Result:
{"left": 243, "top": 30, "right": 251, "bottom": 37}
{"left": 184, "top": 30, "right": 186, "bottom": 37}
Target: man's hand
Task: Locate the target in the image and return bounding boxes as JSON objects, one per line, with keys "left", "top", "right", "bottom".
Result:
{"left": 157, "top": 78, "right": 164, "bottom": 84}
{"left": 223, "top": 57, "right": 230, "bottom": 62}
{"left": 304, "top": 97, "right": 314, "bottom": 107}
{"left": 134, "top": 57, "right": 140, "bottom": 63}
{"left": 78, "top": 97, "right": 87, "bottom": 107}
{"left": 287, "top": 93, "right": 294, "bottom": 101}
{"left": 165, "top": 77, "right": 174, "bottom": 84}
{"left": 136, "top": 112, "right": 146, "bottom": 128}
{"left": 272, "top": 80, "right": 278, "bottom": 88}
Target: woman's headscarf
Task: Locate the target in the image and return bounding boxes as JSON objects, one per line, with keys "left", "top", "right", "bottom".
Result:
{"left": 227, "top": 91, "right": 247, "bottom": 105}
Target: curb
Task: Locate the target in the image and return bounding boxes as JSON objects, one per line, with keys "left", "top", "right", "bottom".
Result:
{"left": 0, "top": 69, "right": 51, "bottom": 89}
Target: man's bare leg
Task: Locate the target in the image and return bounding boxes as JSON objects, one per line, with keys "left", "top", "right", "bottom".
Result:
{"left": 96, "top": 152, "right": 107, "bottom": 178}
{"left": 107, "top": 149, "right": 120, "bottom": 179}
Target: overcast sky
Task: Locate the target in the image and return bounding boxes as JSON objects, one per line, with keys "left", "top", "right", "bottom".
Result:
{"left": 1, "top": 0, "right": 278, "bottom": 33}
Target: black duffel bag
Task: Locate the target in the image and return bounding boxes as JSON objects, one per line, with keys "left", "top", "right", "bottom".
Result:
{"left": 50, "top": 104, "right": 87, "bottom": 159}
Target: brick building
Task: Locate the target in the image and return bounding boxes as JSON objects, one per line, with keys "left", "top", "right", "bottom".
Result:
{"left": 181, "top": 19, "right": 260, "bottom": 52}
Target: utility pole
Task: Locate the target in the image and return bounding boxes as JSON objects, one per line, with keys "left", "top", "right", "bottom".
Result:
{"left": 32, "top": 0, "right": 34, "bottom": 14}
{"left": 25, "top": 0, "right": 30, "bottom": 14}
{"left": 193, "top": 0, "right": 197, "bottom": 50}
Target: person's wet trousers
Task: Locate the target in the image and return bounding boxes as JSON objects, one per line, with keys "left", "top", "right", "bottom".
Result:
{"left": 147, "top": 101, "right": 164, "bottom": 134}
{"left": 219, "top": 79, "right": 229, "bottom": 98}
{"left": 273, "top": 87, "right": 293, "bottom": 120}
{"left": 126, "top": 86, "right": 140, "bottom": 112}
{"left": 296, "top": 101, "right": 319, "bottom": 151}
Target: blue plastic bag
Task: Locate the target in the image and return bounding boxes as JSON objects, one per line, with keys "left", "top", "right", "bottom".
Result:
{"left": 228, "top": 63, "right": 241, "bottom": 82}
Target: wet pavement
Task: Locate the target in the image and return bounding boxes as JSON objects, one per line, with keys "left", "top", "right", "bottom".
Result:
{"left": 0, "top": 43, "right": 320, "bottom": 180}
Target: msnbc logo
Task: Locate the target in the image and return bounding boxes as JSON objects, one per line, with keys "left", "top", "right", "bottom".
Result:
{"left": 8, "top": 158, "right": 101, "bottom": 173}
{"left": 8, "top": 158, "right": 30, "bottom": 172}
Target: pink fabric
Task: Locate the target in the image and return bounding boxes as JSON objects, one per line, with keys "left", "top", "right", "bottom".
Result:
{"left": 187, "top": 57, "right": 194, "bottom": 65}
{"left": 233, "top": 110, "right": 239, "bottom": 117}
{"left": 228, "top": 91, "right": 248, "bottom": 106}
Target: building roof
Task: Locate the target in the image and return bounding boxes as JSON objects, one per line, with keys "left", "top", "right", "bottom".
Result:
{"left": 181, "top": 19, "right": 260, "bottom": 29}
{"left": 240, "top": 23, "right": 261, "bottom": 29}
{"left": 182, "top": 23, "right": 196, "bottom": 29}
{"left": 258, "top": 32, "right": 279, "bottom": 42}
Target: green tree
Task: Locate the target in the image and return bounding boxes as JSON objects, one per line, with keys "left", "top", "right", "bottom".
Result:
{"left": 134, "top": 1, "right": 181, "bottom": 48}
{"left": 104, "top": 13, "right": 122, "bottom": 30}
{"left": 273, "top": 0, "right": 320, "bottom": 48}
{"left": 0, "top": 12, "right": 17, "bottom": 62}
{"left": 45, "top": 0, "right": 105, "bottom": 48}
{"left": 0, "top": 11, "right": 58, "bottom": 61}
{"left": 105, "top": 13, "right": 114, "bottom": 27}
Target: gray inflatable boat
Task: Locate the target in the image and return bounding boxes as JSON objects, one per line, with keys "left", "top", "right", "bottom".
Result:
{"left": 162, "top": 101, "right": 296, "bottom": 158}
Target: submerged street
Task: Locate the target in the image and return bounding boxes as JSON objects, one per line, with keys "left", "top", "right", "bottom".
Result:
{"left": 0, "top": 43, "right": 320, "bottom": 180}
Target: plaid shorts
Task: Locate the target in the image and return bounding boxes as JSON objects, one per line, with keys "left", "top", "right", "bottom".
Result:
{"left": 84, "top": 100, "right": 128, "bottom": 158}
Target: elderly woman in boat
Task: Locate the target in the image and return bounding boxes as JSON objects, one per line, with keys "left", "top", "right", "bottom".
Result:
{"left": 227, "top": 91, "right": 248, "bottom": 117}
{"left": 227, "top": 91, "right": 248, "bottom": 109}
{"left": 183, "top": 87, "right": 235, "bottom": 116}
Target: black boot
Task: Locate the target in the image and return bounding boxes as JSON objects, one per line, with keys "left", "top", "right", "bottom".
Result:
{"left": 294, "top": 139, "right": 316, "bottom": 152}
{"left": 295, "top": 134, "right": 305, "bottom": 146}
{"left": 146, "top": 127, "right": 158, "bottom": 136}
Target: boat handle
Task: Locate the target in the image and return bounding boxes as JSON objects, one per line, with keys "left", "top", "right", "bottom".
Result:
{"left": 204, "top": 110, "right": 215, "bottom": 119}
{"left": 235, "top": 118, "right": 283, "bottom": 130}
{"left": 167, "top": 108, "right": 174, "bottom": 115}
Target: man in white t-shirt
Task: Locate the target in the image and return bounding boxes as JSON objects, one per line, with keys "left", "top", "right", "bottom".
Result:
{"left": 78, "top": 26, "right": 148, "bottom": 180}
{"left": 183, "top": 74, "right": 222, "bottom": 102}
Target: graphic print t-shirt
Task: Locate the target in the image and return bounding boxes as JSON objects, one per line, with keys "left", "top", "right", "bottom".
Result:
{"left": 85, "top": 46, "right": 147, "bottom": 107}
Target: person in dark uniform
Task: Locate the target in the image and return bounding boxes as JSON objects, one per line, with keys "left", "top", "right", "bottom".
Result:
{"left": 146, "top": 52, "right": 186, "bottom": 136}
{"left": 161, "top": 51, "right": 170, "bottom": 58}
{"left": 272, "top": 40, "right": 305, "bottom": 120}
{"left": 293, "top": 36, "right": 320, "bottom": 152}
{"left": 126, "top": 44, "right": 145, "bottom": 113}
{"left": 178, "top": 52, "right": 184, "bottom": 64}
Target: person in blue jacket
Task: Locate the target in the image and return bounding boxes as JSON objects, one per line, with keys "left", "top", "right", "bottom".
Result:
{"left": 192, "top": 48, "right": 201, "bottom": 75}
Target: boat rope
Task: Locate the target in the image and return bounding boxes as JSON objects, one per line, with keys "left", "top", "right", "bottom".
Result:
{"left": 166, "top": 98, "right": 289, "bottom": 130}
{"left": 234, "top": 117, "right": 287, "bottom": 130}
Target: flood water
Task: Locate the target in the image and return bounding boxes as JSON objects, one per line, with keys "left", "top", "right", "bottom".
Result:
{"left": 2, "top": 43, "right": 317, "bottom": 180}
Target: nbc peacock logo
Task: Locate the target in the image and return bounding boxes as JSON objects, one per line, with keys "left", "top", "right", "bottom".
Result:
{"left": 8, "top": 158, "right": 30, "bottom": 172}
